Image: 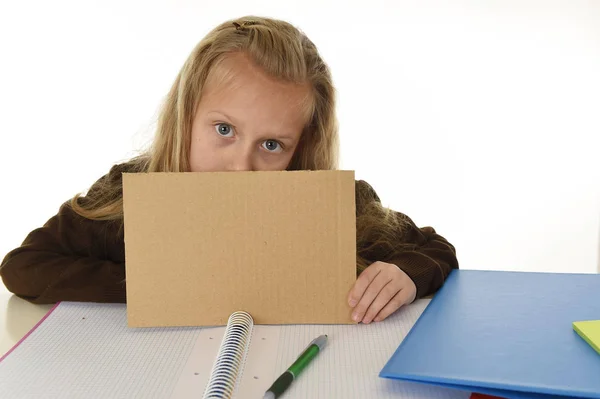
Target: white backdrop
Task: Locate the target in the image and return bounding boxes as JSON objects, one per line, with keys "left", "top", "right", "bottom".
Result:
{"left": 1, "top": 0, "right": 599, "bottom": 296}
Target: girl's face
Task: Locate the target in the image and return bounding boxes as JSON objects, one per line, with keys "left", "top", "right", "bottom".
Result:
{"left": 189, "top": 53, "right": 312, "bottom": 172}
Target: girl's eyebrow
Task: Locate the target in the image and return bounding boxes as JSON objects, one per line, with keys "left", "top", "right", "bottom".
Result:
{"left": 207, "top": 110, "right": 238, "bottom": 125}
{"left": 207, "top": 110, "right": 298, "bottom": 142}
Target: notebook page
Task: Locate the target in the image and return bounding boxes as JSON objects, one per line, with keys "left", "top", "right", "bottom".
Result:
{"left": 169, "top": 327, "right": 226, "bottom": 398}
{"left": 237, "top": 299, "right": 471, "bottom": 399}
{"left": 171, "top": 317, "right": 282, "bottom": 398}
{"left": 0, "top": 302, "right": 202, "bottom": 399}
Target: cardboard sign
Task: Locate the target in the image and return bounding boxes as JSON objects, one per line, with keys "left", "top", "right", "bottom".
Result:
{"left": 122, "top": 170, "right": 357, "bottom": 327}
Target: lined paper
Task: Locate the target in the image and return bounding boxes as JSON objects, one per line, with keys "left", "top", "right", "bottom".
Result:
{"left": 0, "top": 302, "right": 202, "bottom": 398}
{"left": 1, "top": 300, "right": 470, "bottom": 398}
{"left": 262, "top": 300, "right": 470, "bottom": 399}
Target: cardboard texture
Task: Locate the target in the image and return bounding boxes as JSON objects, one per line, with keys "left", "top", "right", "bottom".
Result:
{"left": 122, "top": 171, "right": 357, "bottom": 327}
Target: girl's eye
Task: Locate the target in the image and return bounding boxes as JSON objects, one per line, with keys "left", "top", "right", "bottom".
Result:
{"left": 262, "top": 139, "right": 283, "bottom": 153}
{"left": 215, "top": 123, "right": 234, "bottom": 137}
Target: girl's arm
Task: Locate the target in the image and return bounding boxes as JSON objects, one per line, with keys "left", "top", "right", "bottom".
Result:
{"left": 358, "top": 180, "right": 459, "bottom": 300}
{"left": 0, "top": 201, "right": 127, "bottom": 305}
{"left": 386, "top": 223, "right": 458, "bottom": 300}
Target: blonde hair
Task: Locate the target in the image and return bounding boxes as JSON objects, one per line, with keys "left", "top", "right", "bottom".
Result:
{"left": 71, "top": 15, "right": 409, "bottom": 273}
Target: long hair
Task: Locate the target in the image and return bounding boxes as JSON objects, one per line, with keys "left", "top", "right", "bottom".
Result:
{"left": 70, "top": 15, "right": 409, "bottom": 272}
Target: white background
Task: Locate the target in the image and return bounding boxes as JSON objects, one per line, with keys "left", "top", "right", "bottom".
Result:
{"left": 1, "top": 0, "right": 599, "bottom": 296}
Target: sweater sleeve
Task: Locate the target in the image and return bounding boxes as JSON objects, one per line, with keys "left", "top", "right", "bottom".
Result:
{"left": 387, "top": 224, "right": 458, "bottom": 300}
{"left": 358, "top": 180, "right": 459, "bottom": 300}
{"left": 0, "top": 169, "right": 127, "bottom": 304}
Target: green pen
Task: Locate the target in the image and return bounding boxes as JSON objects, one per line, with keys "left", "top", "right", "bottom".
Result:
{"left": 263, "top": 334, "right": 327, "bottom": 399}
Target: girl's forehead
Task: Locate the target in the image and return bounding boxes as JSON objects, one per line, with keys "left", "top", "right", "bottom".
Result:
{"left": 202, "top": 53, "right": 314, "bottom": 119}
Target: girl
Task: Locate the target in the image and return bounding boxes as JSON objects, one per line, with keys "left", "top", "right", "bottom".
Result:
{"left": 0, "top": 16, "right": 458, "bottom": 324}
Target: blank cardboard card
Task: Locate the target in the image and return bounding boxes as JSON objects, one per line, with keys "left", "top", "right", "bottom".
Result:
{"left": 122, "top": 171, "right": 357, "bottom": 327}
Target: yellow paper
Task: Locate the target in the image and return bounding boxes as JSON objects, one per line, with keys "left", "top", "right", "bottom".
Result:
{"left": 573, "top": 320, "right": 600, "bottom": 355}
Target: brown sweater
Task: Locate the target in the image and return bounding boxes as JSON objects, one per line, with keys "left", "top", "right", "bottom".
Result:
{"left": 0, "top": 163, "right": 459, "bottom": 304}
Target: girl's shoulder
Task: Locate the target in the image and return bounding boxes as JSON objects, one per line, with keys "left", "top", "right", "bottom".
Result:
{"left": 355, "top": 179, "right": 381, "bottom": 203}
{"left": 87, "top": 157, "right": 149, "bottom": 193}
{"left": 72, "top": 157, "right": 149, "bottom": 217}
{"left": 106, "top": 157, "right": 148, "bottom": 180}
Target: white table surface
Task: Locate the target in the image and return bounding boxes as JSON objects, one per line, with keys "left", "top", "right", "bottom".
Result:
{"left": 0, "top": 284, "right": 53, "bottom": 357}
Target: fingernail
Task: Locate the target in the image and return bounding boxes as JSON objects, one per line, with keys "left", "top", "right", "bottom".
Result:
{"left": 349, "top": 299, "right": 357, "bottom": 307}
{"left": 352, "top": 312, "right": 360, "bottom": 322}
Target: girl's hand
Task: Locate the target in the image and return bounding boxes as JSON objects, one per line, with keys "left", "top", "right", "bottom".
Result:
{"left": 347, "top": 261, "right": 417, "bottom": 324}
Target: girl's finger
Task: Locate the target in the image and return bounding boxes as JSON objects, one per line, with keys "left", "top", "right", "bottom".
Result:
{"left": 373, "top": 287, "right": 412, "bottom": 322}
{"left": 361, "top": 280, "right": 400, "bottom": 324}
{"left": 347, "top": 262, "right": 382, "bottom": 307}
{"left": 351, "top": 269, "right": 391, "bottom": 322}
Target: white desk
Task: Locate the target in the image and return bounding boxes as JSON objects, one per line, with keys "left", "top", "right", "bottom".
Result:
{"left": 0, "top": 286, "right": 53, "bottom": 357}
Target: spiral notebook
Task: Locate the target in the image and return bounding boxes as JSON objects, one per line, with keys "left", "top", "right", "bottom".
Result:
{"left": 0, "top": 300, "right": 470, "bottom": 399}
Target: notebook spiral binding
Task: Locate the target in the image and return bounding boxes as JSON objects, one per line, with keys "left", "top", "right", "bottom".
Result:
{"left": 202, "top": 311, "right": 254, "bottom": 399}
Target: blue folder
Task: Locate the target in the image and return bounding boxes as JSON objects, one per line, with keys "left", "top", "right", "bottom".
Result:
{"left": 380, "top": 269, "right": 600, "bottom": 399}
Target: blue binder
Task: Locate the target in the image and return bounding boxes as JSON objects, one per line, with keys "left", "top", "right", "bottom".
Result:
{"left": 380, "top": 269, "right": 600, "bottom": 399}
